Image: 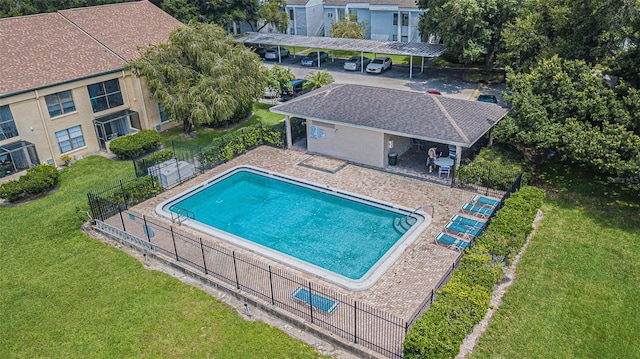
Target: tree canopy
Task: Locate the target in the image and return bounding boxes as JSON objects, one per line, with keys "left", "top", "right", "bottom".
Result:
{"left": 304, "top": 71, "right": 335, "bottom": 90}
{"left": 330, "top": 14, "right": 367, "bottom": 39}
{"left": 416, "top": 0, "right": 519, "bottom": 69}
{"left": 127, "top": 23, "right": 268, "bottom": 134}
{"left": 266, "top": 65, "right": 295, "bottom": 98}
{"left": 495, "top": 56, "right": 640, "bottom": 191}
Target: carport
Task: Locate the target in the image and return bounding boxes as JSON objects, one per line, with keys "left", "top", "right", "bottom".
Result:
{"left": 237, "top": 32, "right": 446, "bottom": 78}
{"left": 270, "top": 84, "right": 509, "bottom": 172}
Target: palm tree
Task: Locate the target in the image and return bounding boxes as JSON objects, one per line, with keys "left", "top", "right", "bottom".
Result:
{"left": 303, "top": 70, "right": 335, "bottom": 90}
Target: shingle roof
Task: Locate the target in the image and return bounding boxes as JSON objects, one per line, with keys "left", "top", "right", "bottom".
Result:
{"left": 59, "top": 1, "right": 182, "bottom": 62}
{"left": 270, "top": 84, "right": 509, "bottom": 147}
{"left": 0, "top": 1, "right": 181, "bottom": 98}
{"left": 324, "top": 0, "right": 420, "bottom": 8}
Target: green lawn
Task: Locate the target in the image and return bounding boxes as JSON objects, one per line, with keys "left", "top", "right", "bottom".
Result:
{"left": 159, "top": 102, "right": 284, "bottom": 150}
{"left": 0, "top": 156, "right": 323, "bottom": 358}
{"left": 471, "top": 164, "right": 640, "bottom": 358}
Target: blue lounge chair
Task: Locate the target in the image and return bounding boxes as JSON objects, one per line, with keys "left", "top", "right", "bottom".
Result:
{"left": 461, "top": 202, "right": 495, "bottom": 218}
{"left": 450, "top": 214, "right": 486, "bottom": 229}
{"left": 445, "top": 221, "right": 482, "bottom": 239}
{"left": 292, "top": 287, "right": 338, "bottom": 314}
{"left": 471, "top": 195, "right": 501, "bottom": 208}
{"left": 435, "top": 232, "right": 470, "bottom": 251}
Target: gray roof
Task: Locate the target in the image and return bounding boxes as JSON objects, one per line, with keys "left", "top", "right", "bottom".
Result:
{"left": 238, "top": 33, "right": 446, "bottom": 58}
{"left": 270, "top": 84, "right": 509, "bottom": 147}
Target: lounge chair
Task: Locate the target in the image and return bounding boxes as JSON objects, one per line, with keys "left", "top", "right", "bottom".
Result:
{"left": 450, "top": 214, "right": 486, "bottom": 230}
{"left": 461, "top": 202, "right": 495, "bottom": 219}
{"left": 445, "top": 221, "right": 482, "bottom": 239}
{"left": 292, "top": 287, "right": 338, "bottom": 314}
{"left": 471, "top": 194, "right": 501, "bottom": 208}
{"left": 435, "top": 232, "right": 470, "bottom": 251}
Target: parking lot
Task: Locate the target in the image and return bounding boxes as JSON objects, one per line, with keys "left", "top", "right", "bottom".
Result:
{"left": 261, "top": 51, "right": 507, "bottom": 103}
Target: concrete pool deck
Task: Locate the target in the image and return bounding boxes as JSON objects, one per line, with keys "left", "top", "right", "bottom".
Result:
{"left": 123, "top": 146, "right": 478, "bottom": 321}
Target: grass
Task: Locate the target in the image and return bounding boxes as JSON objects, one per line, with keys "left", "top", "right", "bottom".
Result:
{"left": 471, "top": 162, "right": 640, "bottom": 358}
{"left": 159, "top": 102, "right": 284, "bottom": 149}
{"left": 0, "top": 156, "right": 324, "bottom": 358}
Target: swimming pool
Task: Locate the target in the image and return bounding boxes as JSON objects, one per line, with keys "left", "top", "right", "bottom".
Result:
{"left": 156, "top": 166, "right": 431, "bottom": 290}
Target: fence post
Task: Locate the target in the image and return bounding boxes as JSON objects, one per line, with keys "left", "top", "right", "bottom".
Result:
{"left": 170, "top": 225, "right": 178, "bottom": 261}
{"left": 232, "top": 251, "right": 240, "bottom": 289}
{"left": 199, "top": 237, "right": 207, "bottom": 275}
{"left": 354, "top": 301, "right": 358, "bottom": 343}
{"left": 308, "top": 282, "right": 314, "bottom": 324}
{"left": 485, "top": 167, "right": 491, "bottom": 196}
{"left": 268, "top": 265, "right": 275, "bottom": 305}
{"left": 119, "top": 179, "right": 128, "bottom": 209}
{"left": 143, "top": 215, "right": 151, "bottom": 243}
{"left": 118, "top": 206, "right": 126, "bottom": 231}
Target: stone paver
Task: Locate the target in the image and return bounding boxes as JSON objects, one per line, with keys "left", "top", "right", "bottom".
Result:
{"left": 130, "top": 146, "right": 479, "bottom": 321}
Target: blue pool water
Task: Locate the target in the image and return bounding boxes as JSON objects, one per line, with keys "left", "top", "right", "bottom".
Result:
{"left": 159, "top": 167, "right": 425, "bottom": 287}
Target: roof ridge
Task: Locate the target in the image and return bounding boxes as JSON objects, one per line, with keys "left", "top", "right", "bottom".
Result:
{"left": 431, "top": 95, "right": 470, "bottom": 143}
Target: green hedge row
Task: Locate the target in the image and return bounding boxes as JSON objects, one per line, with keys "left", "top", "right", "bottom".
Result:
{"left": 108, "top": 130, "right": 160, "bottom": 160}
{"left": 104, "top": 176, "right": 160, "bottom": 208}
{"left": 404, "top": 186, "right": 545, "bottom": 358}
{"left": 0, "top": 165, "right": 60, "bottom": 202}
{"left": 200, "top": 125, "right": 284, "bottom": 166}
{"left": 456, "top": 146, "right": 532, "bottom": 190}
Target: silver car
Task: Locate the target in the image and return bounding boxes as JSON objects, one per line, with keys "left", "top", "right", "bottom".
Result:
{"left": 264, "top": 47, "right": 290, "bottom": 60}
{"left": 343, "top": 55, "right": 371, "bottom": 71}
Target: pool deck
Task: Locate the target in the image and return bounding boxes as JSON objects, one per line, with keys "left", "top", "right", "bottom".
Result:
{"left": 126, "top": 146, "right": 478, "bottom": 321}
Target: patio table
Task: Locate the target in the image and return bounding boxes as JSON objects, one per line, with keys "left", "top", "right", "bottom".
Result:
{"left": 434, "top": 157, "right": 454, "bottom": 167}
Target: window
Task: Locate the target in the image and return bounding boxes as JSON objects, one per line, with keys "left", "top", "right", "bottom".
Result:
{"left": 402, "top": 13, "right": 409, "bottom": 26}
{"left": 393, "top": 13, "right": 398, "bottom": 25}
{"left": 55, "top": 125, "right": 85, "bottom": 153}
{"left": 0, "top": 105, "right": 19, "bottom": 141}
{"left": 337, "top": 8, "right": 345, "bottom": 20}
{"left": 45, "top": 90, "right": 76, "bottom": 118}
{"left": 158, "top": 103, "right": 169, "bottom": 122}
{"left": 87, "top": 79, "right": 124, "bottom": 113}
{"left": 402, "top": 35, "right": 409, "bottom": 42}
{"left": 289, "top": 9, "right": 294, "bottom": 20}
{"left": 392, "top": 34, "right": 398, "bottom": 41}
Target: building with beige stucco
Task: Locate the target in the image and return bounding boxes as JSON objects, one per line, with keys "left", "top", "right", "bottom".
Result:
{"left": 0, "top": 1, "right": 181, "bottom": 176}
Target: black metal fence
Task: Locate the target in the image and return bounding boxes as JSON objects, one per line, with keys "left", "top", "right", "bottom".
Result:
{"left": 452, "top": 163, "right": 523, "bottom": 199}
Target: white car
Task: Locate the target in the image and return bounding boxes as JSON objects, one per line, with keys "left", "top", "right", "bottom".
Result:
{"left": 366, "top": 56, "right": 392, "bottom": 74}
{"left": 343, "top": 55, "right": 371, "bottom": 71}
{"left": 264, "top": 87, "right": 278, "bottom": 98}
{"left": 264, "top": 47, "right": 290, "bottom": 60}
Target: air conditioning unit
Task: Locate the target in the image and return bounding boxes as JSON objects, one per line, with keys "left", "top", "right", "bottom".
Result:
{"left": 147, "top": 159, "right": 195, "bottom": 189}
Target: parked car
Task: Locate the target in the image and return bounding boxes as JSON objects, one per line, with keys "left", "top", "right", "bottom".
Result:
{"left": 264, "top": 47, "right": 290, "bottom": 60}
{"left": 366, "top": 56, "right": 392, "bottom": 73}
{"left": 301, "top": 51, "right": 329, "bottom": 66}
{"left": 425, "top": 89, "right": 442, "bottom": 95}
{"left": 264, "top": 87, "right": 278, "bottom": 98}
{"left": 250, "top": 45, "right": 267, "bottom": 58}
{"left": 280, "top": 79, "right": 310, "bottom": 101}
{"left": 477, "top": 94, "right": 498, "bottom": 103}
{"left": 343, "top": 55, "right": 371, "bottom": 71}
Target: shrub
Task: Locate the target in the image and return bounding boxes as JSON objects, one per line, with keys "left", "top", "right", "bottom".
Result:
{"left": 104, "top": 176, "right": 159, "bottom": 207}
{"left": 456, "top": 145, "right": 532, "bottom": 190}
{"left": 0, "top": 165, "right": 59, "bottom": 202}
{"left": 108, "top": 130, "right": 160, "bottom": 159}
{"left": 403, "top": 186, "right": 545, "bottom": 358}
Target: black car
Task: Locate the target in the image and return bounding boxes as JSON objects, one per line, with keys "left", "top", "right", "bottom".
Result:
{"left": 280, "top": 79, "right": 310, "bottom": 101}
{"left": 477, "top": 94, "right": 498, "bottom": 104}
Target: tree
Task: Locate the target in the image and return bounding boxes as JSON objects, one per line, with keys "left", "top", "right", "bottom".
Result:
{"left": 495, "top": 56, "right": 640, "bottom": 191}
{"left": 253, "top": 0, "right": 288, "bottom": 32}
{"left": 416, "top": 0, "right": 519, "bottom": 69}
{"left": 266, "top": 65, "right": 295, "bottom": 99}
{"left": 330, "top": 14, "right": 367, "bottom": 39}
{"left": 304, "top": 71, "right": 334, "bottom": 90}
{"left": 127, "top": 23, "right": 268, "bottom": 134}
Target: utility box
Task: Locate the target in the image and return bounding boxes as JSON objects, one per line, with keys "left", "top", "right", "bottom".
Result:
{"left": 147, "top": 159, "right": 195, "bottom": 189}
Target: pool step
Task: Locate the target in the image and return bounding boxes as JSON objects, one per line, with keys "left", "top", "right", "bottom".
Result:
{"left": 393, "top": 216, "right": 417, "bottom": 234}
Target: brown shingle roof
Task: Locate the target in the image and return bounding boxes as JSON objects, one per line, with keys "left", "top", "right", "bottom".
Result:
{"left": 0, "top": 1, "right": 181, "bottom": 98}
{"left": 270, "top": 84, "right": 509, "bottom": 147}
{"left": 0, "top": 13, "right": 124, "bottom": 97}
{"left": 59, "top": 1, "right": 182, "bottom": 62}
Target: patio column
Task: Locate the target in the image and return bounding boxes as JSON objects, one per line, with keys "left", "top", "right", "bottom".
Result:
{"left": 285, "top": 115, "right": 292, "bottom": 148}
{"left": 455, "top": 145, "right": 461, "bottom": 168}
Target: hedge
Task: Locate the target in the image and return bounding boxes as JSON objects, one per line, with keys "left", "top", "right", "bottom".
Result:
{"left": 404, "top": 186, "right": 545, "bottom": 358}
{"left": 0, "top": 165, "right": 60, "bottom": 202}
{"left": 108, "top": 130, "right": 160, "bottom": 160}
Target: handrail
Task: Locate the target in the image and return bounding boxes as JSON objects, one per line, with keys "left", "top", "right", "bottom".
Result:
{"left": 171, "top": 206, "right": 195, "bottom": 225}
{"left": 406, "top": 204, "right": 436, "bottom": 221}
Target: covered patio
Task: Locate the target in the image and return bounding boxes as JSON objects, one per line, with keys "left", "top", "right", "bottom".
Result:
{"left": 271, "top": 84, "right": 509, "bottom": 182}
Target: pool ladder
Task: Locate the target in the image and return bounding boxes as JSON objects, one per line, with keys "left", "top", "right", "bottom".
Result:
{"left": 392, "top": 204, "right": 435, "bottom": 234}
{"left": 171, "top": 207, "right": 195, "bottom": 225}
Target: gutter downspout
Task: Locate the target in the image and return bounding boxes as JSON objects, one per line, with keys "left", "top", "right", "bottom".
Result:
{"left": 34, "top": 90, "right": 57, "bottom": 166}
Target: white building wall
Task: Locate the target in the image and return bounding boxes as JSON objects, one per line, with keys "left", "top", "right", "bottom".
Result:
{"left": 307, "top": 121, "right": 385, "bottom": 168}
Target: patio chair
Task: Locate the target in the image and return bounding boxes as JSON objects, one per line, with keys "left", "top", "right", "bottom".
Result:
{"left": 448, "top": 145, "right": 457, "bottom": 159}
{"left": 292, "top": 287, "right": 339, "bottom": 314}
{"left": 450, "top": 214, "right": 486, "bottom": 230}
{"left": 411, "top": 138, "right": 424, "bottom": 151}
{"left": 439, "top": 166, "right": 451, "bottom": 178}
{"left": 435, "top": 232, "right": 470, "bottom": 251}
{"left": 445, "top": 221, "right": 482, "bottom": 239}
{"left": 461, "top": 202, "right": 495, "bottom": 219}
{"left": 471, "top": 194, "right": 501, "bottom": 208}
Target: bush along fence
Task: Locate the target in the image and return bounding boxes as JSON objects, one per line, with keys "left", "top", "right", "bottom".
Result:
{"left": 403, "top": 186, "right": 545, "bottom": 359}
{"left": 453, "top": 162, "right": 523, "bottom": 199}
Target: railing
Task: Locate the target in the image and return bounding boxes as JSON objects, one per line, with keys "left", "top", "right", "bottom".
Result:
{"left": 170, "top": 207, "right": 195, "bottom": 225}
